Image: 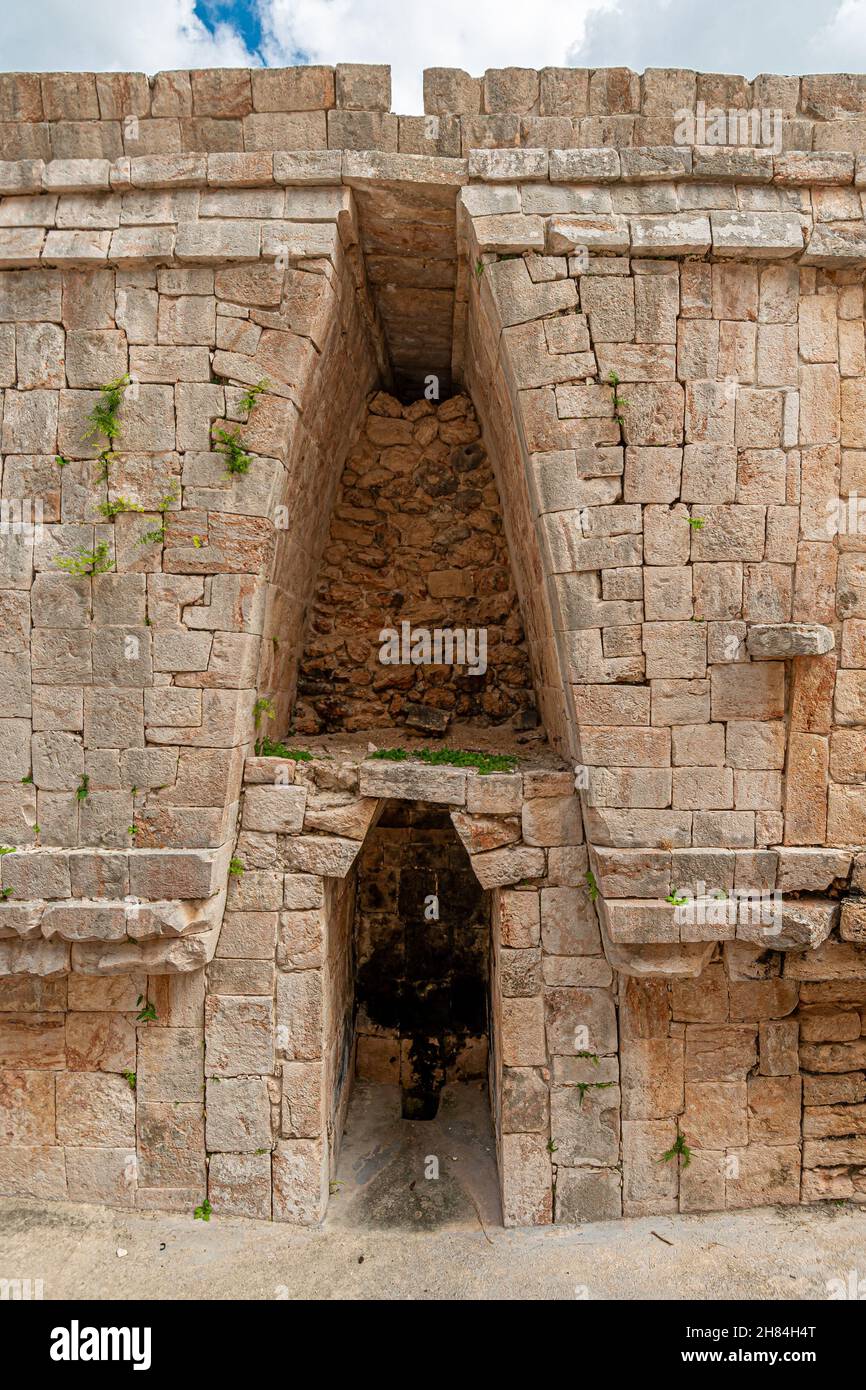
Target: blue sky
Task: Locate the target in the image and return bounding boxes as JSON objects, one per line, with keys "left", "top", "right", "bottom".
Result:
{"left": 4, "top": 0, "right": 866, "bottom": 114}
{"left": 194, "top": 0, "right": 264, "bottom": 54}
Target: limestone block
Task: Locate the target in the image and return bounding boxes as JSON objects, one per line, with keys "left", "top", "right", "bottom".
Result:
{"left": 134, "top": 1026, "right": 202, "bottom": 1104}
{"left": 501, "top": 1066, "right": 549, "bottom": 1133}
{"left": 622, "top": 1118, "right": 678, "bottom": 1215}
{"left": 551, "top": 1082, "right": 620, "bottom": 1166}
{"left": 242, "top": 784, "right": 307, "bottom": 834}
{"left": 470, "top": 845, "right": 545, "bottom": 888}
{"left": 135, "top": 1099, "right": 205, "bottom": 1189}
{"left": 63, "top": 1148, "right": 135, "bottom": 1207}
{"left": 272, "top": 1137, "right": 327, "bottom": 1224}
{"left": 281, "top": 1060, "right": 322, "bottom": 1139}
{"left": 621, "top": 1037, "right": 684, "bottom": 1119}
{"left": 757, "top": 1018, "right": 799, "bottom": 1077}
{"left": 631, "top": 213, "right": 711, "bottom": 255}
{"left": 545, "top": 213, "right": 629, "bottom": 253}
{"left": 0, "top": 1069, "right": 56, "bottom": 1145}
{"left": 358, "top": 759, "right": 466, "bottom": 805}
{"left": 205, "top": 996, "right": 273, "bottom": 1077}
{"left": 500, "top": 1132, "right": 552, "bottom": 1226}
{"left": 56, "top": 1071, "right": 135, "bottom": 1145}
{"left": 0, "top": 1145, "right": 67, "bottom": 1198}
{"left": 205, "top": 1076, "right": 271, "bottom": 1153}
{"left": 275, "top": 969, "right": 322, "bottom": 1061}
{"left": 281, "top": 836, "right": 362, "bottom": 878}
{"left": 495, "top": 890, "right": 540, "bottom": 948}
{"left": 726, "top": 1144, "right": 800, "bottom": 1208}
{"left": 682, "top": 1079, "right": 748, "bottom": 1149}
{"left": 208, "top": 1151, "right": 271, "bottom": 1219}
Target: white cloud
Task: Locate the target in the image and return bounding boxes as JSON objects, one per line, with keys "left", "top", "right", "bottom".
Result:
{"left": 570, "top": 0, "right": 866, "bottom": 78}
{"left": 1, "top": 0, "right": 255, "bottom": 73}
{"left": 259, "top": 0, "right": 599, "bottom": 113}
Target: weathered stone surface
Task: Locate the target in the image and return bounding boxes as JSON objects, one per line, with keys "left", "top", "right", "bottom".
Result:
{"left": 56, "top": 1072, "right": 135, "bottom": 1145}
{"left": 205, "top": 995, "right": 274, "bottom": 1076}
{"left": 272, "top": 1138, "right": 327, "bottom": 1224}
{"left": 555, "top": 1165, "right": 621, "bottom": 1221}
{"left": 500, "top": 1133, "right": 552, "bottom": 1226}
{"left": 205, "top": 1076, "right": 271, "bottom": 1152}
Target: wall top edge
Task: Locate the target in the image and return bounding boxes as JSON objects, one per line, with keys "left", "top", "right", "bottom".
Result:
{"left": 2, "top": 146, "right": 866, "bottom": 200}
{"left": 3, "top": 66, "right": 866, "bottom": 119}
{"left": 2, "top": 68, "right": 866, "bottom": 164}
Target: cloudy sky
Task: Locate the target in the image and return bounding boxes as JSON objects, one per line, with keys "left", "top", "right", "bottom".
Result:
{"left": 3, "top": 0, "right": 866, "bottom": 113}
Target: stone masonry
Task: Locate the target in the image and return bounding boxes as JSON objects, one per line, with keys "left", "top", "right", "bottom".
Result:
{"left": 0, "top": 62, "right": 864, "bottom": 1225}
{"left": 295, "top": 392, "right": 536, "bottom": 735}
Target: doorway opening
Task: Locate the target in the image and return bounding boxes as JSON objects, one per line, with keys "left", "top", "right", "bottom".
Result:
{"left": 325, "top": 796, "right": 502, "bottom": 1229}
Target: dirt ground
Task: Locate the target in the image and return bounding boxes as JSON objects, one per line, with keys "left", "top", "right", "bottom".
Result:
{"left": 2, "top": 1080, "right": 864, "bottom": 1305}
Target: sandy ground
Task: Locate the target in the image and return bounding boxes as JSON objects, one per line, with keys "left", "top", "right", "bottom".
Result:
{"left": 1, "top": 1080, "right": 864, "bottom": 1302}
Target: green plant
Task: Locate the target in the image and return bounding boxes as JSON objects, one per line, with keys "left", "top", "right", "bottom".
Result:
{"left": 254, "top": 739, "right": 313, "bottom": 760}
{"left": 84, "top": 373, "right": 130, "bottom": 478}
{"left": 687, "top": 516, "right": 705, "bottom": 530}
{"left": 369, "top": 747, "right": 517, "bottom": 776}
{"left": 213, "top": 426, "right": 252, "bottom": 476}
{"left": 97, "top": 496, "right": 143, "bottom": 520}
{"left": 585, "top": 869, "right": 600, "bottom": 902}
{"left": 575, "top": 1051, "right": 600, "bottom": 1065}
{"left": 575, "top": 1080, "right": 615, "bottom": 1108}
{"left": 76, "top": 774, "right": 90, "bottom": 804}
{"left": 0, "top": 887, "right": 12, "bottom": 902}
{"left": 158, "top": 491, "right": 179, "bottom": 510}
{"left": 122, "top": 1070, "right": 136, "bottom": 1091}
{"left": 546, "top": 1138, "right": 559, "bottom": 1154}
{"left": 55, "top": 541, "right": 113, "bottom": 577}
{"left": 238, "top": 379, "right": 269, "bottom": 416}
{"left": 662, "top": 1131, "right": 692, "bottom": 1170}
{"left": 20, "top": 774, "right": 32, "bottom": 785}
{"left": 665, "top": 892, "right": 688, "bottom": 906}
{"left": 138, "top": 526, "right": 166, "bottom": 547}
{"left": 229, "top": 857, "right": 244, "bottom": 877}
{"left": 135, "top": 996, "right": 157, "bottom": 1023}
{"left": 193, "top": 1199, "right": 212, "bottom": 1222}
{"left": 0, "top": 847, "right": 15, "bottom": 857}
{"left": 253, "top": 697, "right": 276, "bottom": 728}
{"left": 607, "top": 369, "right": 629, "bottom": 427}
{"left": 474, "top": 258, "right": 485, "bottom": 278}
{"left": 55, "top": 455, "right": 70, "bottom": 468}
{"left": 128, "top": 823, "right": 138, "bottom": 838}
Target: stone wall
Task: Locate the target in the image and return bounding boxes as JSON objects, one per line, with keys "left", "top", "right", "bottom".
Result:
{"left": 295, "top": 391, "right": 536, "bottom": 736}
{"left": 7, "top": 67, "right": 866, "bottom": 161}
{"left": 0, "top": 60, "right": 865, "bottom": 1226}
{"left": 619, "top": 947, "right": 866, "bottom": 1214}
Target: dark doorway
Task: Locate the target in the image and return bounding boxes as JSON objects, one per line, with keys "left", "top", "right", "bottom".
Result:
{"left": 353, "top": 800, "right": 490, "bottom": 1119}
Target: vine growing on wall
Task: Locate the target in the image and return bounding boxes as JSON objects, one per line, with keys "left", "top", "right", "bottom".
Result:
{"left": 55, "top": 541, "right": 114, "bottom": 576}
{"left": 85, "top": 373, "right": 130, "bottom": 480}
{"left": 56, "top": 375, "right": 138, "bottom": 576}
{"left": 214, "top": 426, "right": 253, "bottom": 476}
